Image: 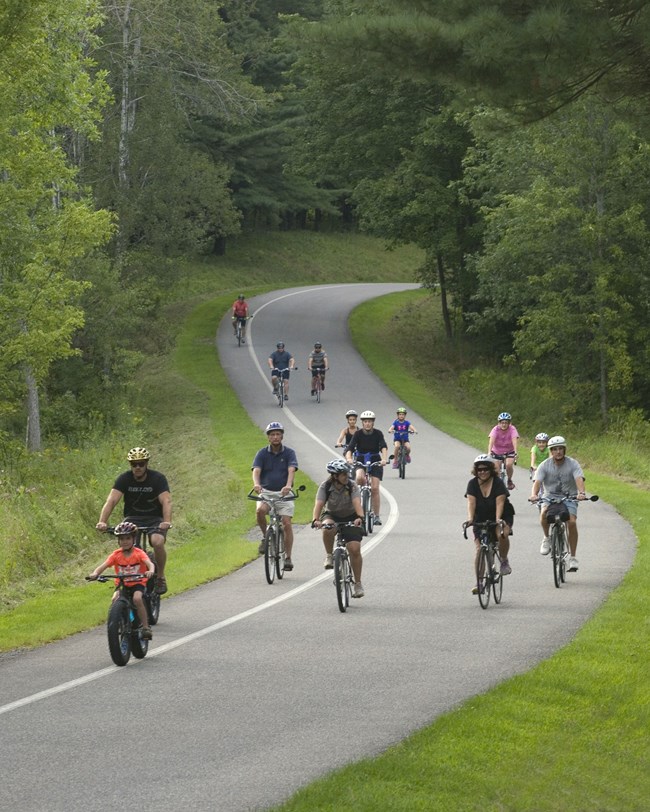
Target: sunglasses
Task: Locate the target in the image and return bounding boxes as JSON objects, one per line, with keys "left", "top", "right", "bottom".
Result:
{"left": 476, "top": 467, "right": 491, "bottom": 472}
{"left": 130, "top": 461, "right": 147, "bottom": 468}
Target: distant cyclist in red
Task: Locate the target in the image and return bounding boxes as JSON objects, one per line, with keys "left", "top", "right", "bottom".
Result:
{"left": 231, "top": 294, "right": 249, "bottom": 342}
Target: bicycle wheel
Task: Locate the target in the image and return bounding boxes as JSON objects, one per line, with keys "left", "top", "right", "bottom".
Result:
{"left": 264, "top": 525, "right": 277, "bottom": 584}
{"left": 276, "top": 526, "right": 285, "bottom": 579}
{"left": 559, "top": 527, "right": 567, "bottom": 583}
{"left": 237, "top": 326, "right": 242, "bottom": 347}
{"left": 551, "top": 525, "right": 562, "bottom": 588}
{"left": 130, "top": 623, "right": 149, "bottom": 659}
{"left": 333, "top": 547, "right": 348, "bottom": 613}
{"left": 362, "top": 489, "right": 374, "bottom": 535}
{"left": 398, "top": 448, "right": 406, "bottom": 479}
{"left": 107, "top": 600, "right": 131, "bottom": 666}
{"left": 476, "top": 546, "right": 491, "bottom": 609}
{"left": 492, "top": 548, "right": 503, "bottom": 604}
{"left": 315, "top": 380, "right": 321, "bottom": 403}
{"left": 146, "top": 587, "right": 160, "bottom": 626}
{"left": 277, "top": 383, "right": 284, "bottom": 408}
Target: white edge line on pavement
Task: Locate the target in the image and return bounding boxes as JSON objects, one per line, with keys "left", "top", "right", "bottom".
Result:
{"left": 1, "top": 286, "right": 399, "bottom": 717}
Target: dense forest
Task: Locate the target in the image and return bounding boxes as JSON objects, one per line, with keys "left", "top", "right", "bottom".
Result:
{"left": 4, "top": 0, "right": 650, "bottom": 457}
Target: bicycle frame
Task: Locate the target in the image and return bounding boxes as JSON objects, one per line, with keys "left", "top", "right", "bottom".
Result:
{"left": 321, "top": 521, "right": 361, "bottom": 613}
{"left": 463, "top": 520, "right": 503, "bottom": 609}
{"left": 310, "top": 367, "right": 328, "bottom": 403}
{"left": 272, "top": 367, "right": 290, "bottom": 407}
{"left": 534, "top": 494, "right": 598, "bottom": 587}
{"left": 235, "top": 317, "right": 247, "bottom": 346}
{"left": 87, "top": 573, "right": 152, "bottom": 666}
{"left": 248, "top": 487, "right": 304, "bottom": 584}
{"left": 353, "top": 457, "right": 383, "bottom": 535}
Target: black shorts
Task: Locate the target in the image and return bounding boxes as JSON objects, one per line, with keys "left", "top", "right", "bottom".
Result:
{"left": 321, "top": 513, "right": 364, "bottom": 542}
{"left": 125, "top": 516, "right": 168, "bottom": 539}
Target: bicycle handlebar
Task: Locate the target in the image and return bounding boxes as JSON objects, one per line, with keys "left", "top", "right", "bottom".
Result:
{"left": 102, "top": 525, "right": 170, "bottom": 535}
{"left": 247, "top": 485, "right": 305, "bottom": 502}
{"left": 462, "top": 520, "right": 502, "bottom": 539}
{"left": 528, "top": 494, "right": 599, "bottom": 504}
{"left": 86, "top": 572, "right": 153, "bottom": 583}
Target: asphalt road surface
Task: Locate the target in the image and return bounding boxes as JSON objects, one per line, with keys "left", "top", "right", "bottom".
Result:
{"left": 0, "top": 284, "right": 637, "bottom": 812}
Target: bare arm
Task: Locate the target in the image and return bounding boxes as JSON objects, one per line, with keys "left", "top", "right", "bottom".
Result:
{"left": 97, "top": 489, "right": 123, "bottom": 529}
{"left": 158, "top": 490, "right": 172, "bottom": 526}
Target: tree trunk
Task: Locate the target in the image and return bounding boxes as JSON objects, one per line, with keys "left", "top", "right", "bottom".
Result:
{"left": 24, "top": 365, "right": 42, "bottom": 452}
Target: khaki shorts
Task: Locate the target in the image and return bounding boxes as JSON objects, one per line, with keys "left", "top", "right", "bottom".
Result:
{"left": 260, "top": 490, "right": 295, "bottom": 517}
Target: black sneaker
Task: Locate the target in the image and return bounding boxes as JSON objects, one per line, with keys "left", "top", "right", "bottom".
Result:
{"left": 141, "top": 627, "right": 153, "bottom": 640}
{"left": 283, "top": 558, "right": 294, "bottom": 571}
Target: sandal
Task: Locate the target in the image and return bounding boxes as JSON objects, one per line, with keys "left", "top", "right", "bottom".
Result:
{"left": 155, "top": 576, "right": 168, "bottom": 595}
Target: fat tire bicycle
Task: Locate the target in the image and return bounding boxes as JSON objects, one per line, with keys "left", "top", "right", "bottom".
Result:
{"left": 463, "top": 520, "right": 504, "bottom": 610}
{"left": 310, "top": 367, "right": 329, "bottom": 403}
{"left": 86, "top": 572, "right": 154, "bottom": 666}
{"left": 531, "top": 494, "right": 599, "bottom": 588}
{"left": 248, "top": 486, "right": 305, "bottom": 584}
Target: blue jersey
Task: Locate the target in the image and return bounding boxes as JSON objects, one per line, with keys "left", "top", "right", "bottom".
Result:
{"left": 391, "top": 419, "right": 411, "bottom": 442}
{"left": 252, "top": 445, "right": 298, "bottom": 491}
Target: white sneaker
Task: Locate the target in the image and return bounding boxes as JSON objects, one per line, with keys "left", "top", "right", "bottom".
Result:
{"left": 352, "top": 582, "right": 365, "bottom": 598}
{"left": 568, "top": 556, "right": 579, "bottom": 572}
{"left": 323, "top": 554, "right": 333, "bottom": 570}
{"left": 540, "top": 537, "right": 551, "bottom": 555}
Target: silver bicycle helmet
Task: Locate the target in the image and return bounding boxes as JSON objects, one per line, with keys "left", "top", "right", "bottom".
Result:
{"left": 345, "top": 409, "right": 358, "bottom": 418}
{"left": 326, "top": 459, "right": 349, "bottom": 474}
{"left": 498, "top": 412, "right": 512, "bottom": 421}
{"left": 548, "top": 435, "right": 566, "bottom": 449}
{"left": 535, "top": 432, "right": 550, "bottom": 441}
{"left": 265, "top": 421, "right": 284, "bottom": 434}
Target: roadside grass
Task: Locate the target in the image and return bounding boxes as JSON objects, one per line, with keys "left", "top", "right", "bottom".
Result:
{"left": 0, "top": 233, "right": 420, "bottom": 651}
{"left": 271, "top": 294, "right": 650, "bottom": 812}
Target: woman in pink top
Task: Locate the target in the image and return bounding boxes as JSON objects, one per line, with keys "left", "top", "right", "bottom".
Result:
{"left": 487, "top": 412, "right": 519, "bottom": 490}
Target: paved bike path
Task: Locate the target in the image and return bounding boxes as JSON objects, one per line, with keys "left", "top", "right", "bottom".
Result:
{"left": 0, "top": 284, "right": 637, "bottom": 812}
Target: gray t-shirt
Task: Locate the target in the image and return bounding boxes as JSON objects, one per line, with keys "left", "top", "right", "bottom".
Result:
{"left": 534, "top": 456, "right": 583, "bottom": 498}
{"left": 316, "top": 479, "right": 360, "bottom": 516}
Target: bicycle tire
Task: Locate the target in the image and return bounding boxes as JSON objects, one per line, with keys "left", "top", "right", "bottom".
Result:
{"left": 333, "top": 547, "right": 348, "bottom": 613}
{"left": 276, "top": 526, "right": 285, "bottom": 580}
{"left": 278, "top": 385, "right": 284, "bottom": 408}
{"left": 399, "top": 447, "right": 406, "bottom": 479}
{"left": 477, "top": 546, "right": 491, "bottom": 609}
{"left": 237, "top": 329, "right": 242, "bottom": 347}
{"left": 107, "top": 600, "right": 131, "bottom": 666}
{"left": 146, "top": 588, "right": 160, "bottom": 626}
{"left": 551, "top": 525, "right": 562, "bottom": 588}
{"left": 559, "top": 527, "right": 567, "bottom": 583}
{"left": 130, "top": 625, "right": 149, "bottom": 659}
{"left": 264, "top": 525, "right": 277, "bottom": 584}
{"left": 492, "top": 548, "right": 503, "bottom": 604}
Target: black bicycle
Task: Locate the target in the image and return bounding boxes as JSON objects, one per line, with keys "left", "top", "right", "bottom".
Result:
{"left": 531, "top": 494, "right": 599, "bottom": 588}
{"left": 248, "top": 486, "right": 305, "bottom": 583}
{"left": 463, "top": 520, "right": 503, "bottom": 609}
{"left": 321, "top": 522, "right": 364, "bottom": 613}
{"left": 310, "top": 367, "right": 328, "bottom": 403}
{"left": 235, "top": 316, "right": 248, "bottom": 347}
{"left": 102, "top": 525, "right": 161, "bottom": 625}
{"left": 272, "top": 367, "right": 292, "bottom": 407}
{"left": 86, "top": 572, "right": 154, "bottom": 666}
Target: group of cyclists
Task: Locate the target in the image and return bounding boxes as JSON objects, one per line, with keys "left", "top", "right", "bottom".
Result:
{"left": 464, "top": 412, "right": 588, "bottom": 594}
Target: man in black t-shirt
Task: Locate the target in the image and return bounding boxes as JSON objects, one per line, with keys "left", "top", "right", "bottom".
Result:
{"left": 345, "top": 410, "right": 388, "bottom": 525}
{"left": 96, "top": 447, "right": 172, "bottom": 594}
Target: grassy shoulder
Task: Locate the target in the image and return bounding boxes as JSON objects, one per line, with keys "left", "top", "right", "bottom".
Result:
{"left": 272, "top": 293, "right": 650, "bottom": 812}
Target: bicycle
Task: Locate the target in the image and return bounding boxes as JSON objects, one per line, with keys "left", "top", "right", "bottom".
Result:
{"left": 393, "top": 433, "right": 416, "bottom": 479}
{"left": 234, "top": 316, "right": 248, "bottom": 347}
{"left": 531, "top": 494, "right": 599, "bottom": 588}
{"left": 353, "top": 456, "right": 384, "bottom": 535}
{"left": 310, "top": 367, "right": 329, "bottom": 403}
{"left": 272, "top": 367, "right": 292, "bottom": 408}
{"left": 321, "top": 522, "right": 364, "bottom": 613}
{"left": 86, "top": 571, "right": 154, "bottom": 666}
{"left": 247, "top": 486, "right": 305, "bottom": 584}
{"left": 491, "top": 452, "right": 516, "bottom": 488}
{"left": 463, "top": 520, "right": 504, "bottom": 609}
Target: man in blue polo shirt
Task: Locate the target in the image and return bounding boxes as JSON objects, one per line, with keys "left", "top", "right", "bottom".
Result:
{"left": 252, "top": 422, "right": 299, "bottom": 569}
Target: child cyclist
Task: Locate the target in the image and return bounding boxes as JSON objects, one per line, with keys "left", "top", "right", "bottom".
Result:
{"left": 88, "top": 521, "right": 155, "bottom": 639}
{"left": 389, "top": 407, "right": 417, "bottom": 468}
{"left": 487, "top": 412, "right": 519, "bottom": 490}
{"left": 530, "top": 432, "right": 550, "bottom": 478}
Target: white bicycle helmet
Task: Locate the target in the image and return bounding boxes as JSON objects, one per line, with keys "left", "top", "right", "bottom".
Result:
{"left": 360, "top": 410, "right": 376, "bottom": 420}
{"left": 535, "top": 432, "right": 550, "bottom": 441}
{"left": 473, "top": 453, "right": 496, "bottom": 466}
{"left": 548, "top": 435, "right": 566, "bottom": 449}
{"left": 326, "top": 459, "right": 349, "bottom": 475}
{"left": 498, "top": 412, "right": 512, "bottom": 421}
{"left": 265, "top": 421, "right": 284, "bottom": 434}
{"left": 345, "top": 409, "right": 358, "bottom": 418}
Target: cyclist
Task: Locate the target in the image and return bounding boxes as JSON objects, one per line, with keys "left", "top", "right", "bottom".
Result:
{"left": 251, "top": 422, "right": 299, "bottom": 569}
{"left": 463, "top": 454, "right": 514, "bottom": 594}
{"left": 388, "top": 407, "right": 417, "bottom": 468}
{"left": 268, "top": 341, "right": 295, "bottom": 401}
{"left": 487, "top": 412, "right": 519, "bottom": 490}
{"left": 87, "top": 521, "right": 155, "bottom": 639}
{"left": 531, "top": 435, "right": 586, "bottom": 572}
{"left": 530, "top": 432, "right": 550, "bottom": 478}
{"left": 308, "top": 341, "right": 329, "bottom": 396}
{"left": 231, "top": 294, "right": 249, "bottom": 341}
{"left": 335, "top": 409, "right": 358, "bottom": 452}
{"left": 345, "top": 410, "right": 388, "bottom": 526}
{"left": 312, "top": 460, "right": 366, "bottom": 597}
{"left": 96, "top": 447, "right": 172, "bottom": 594}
